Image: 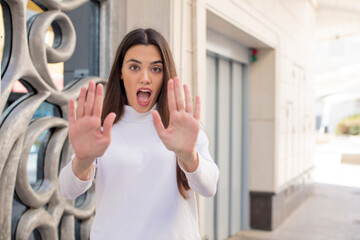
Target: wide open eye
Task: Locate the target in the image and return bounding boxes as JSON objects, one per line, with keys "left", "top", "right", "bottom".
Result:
{"left": 130, "top": 65, "right": 140, "bottom": 71}
{"left": 152, "top": 66, "right": 162, "bottom": 73}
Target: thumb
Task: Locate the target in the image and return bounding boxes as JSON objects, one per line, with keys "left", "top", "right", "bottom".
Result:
{"left": 103, "top": 113, "right": 116, "bottom": 139}
{"left": 152, "top": 110, "right": 165, "bottom": 139}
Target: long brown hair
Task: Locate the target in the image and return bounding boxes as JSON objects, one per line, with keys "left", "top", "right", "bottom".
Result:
{"left": 102, "top": 28, "right": 190, "bottom": 199}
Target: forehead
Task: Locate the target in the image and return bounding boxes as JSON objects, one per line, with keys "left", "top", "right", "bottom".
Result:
{"left": 124, "top": 44, "right": 162, "bottom": 61}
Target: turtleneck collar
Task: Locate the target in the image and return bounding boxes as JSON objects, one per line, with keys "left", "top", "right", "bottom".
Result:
{"left": 121, "top": 105, "right": 156, "bottom": 123}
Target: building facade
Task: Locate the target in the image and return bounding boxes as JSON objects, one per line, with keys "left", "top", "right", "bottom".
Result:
{"left": 0, "top": 0, "right": 316, "bottom": 239}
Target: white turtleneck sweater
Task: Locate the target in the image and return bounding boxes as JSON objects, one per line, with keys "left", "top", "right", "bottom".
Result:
{"left": 59, "top": 105, "right": 219, "bottom": 240}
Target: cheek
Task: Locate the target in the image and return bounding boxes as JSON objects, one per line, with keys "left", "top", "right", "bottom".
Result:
{"left": 155, "top": 77, "right": 164, "bottom": 93}
{"left": 123, "top": 78, "right": 134, "bottom": 95}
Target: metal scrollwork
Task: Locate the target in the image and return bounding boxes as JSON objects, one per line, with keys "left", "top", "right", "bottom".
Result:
{"left": 0, "top": 0, "right": 104, "bottom": 239}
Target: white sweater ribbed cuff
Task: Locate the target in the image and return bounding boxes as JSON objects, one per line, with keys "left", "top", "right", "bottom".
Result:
{"left": 178, "top": 153, "right": 218, "bottom": 197}
{"left": 59, "top": 158, "right": 94, "bottom": 200}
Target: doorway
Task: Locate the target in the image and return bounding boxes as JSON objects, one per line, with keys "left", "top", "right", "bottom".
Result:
{"left": 205, "top": 51, "right": 248, "bottom": 240}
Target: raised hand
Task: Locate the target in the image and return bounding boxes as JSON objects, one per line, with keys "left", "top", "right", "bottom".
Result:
{"left": 152, "top": 77, "right": 200, "bottom": 172}
{"left": 68, "top": 81, "right": 116, "bottom": 180}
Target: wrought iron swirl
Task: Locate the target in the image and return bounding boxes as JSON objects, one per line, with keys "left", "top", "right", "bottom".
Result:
{"left": 0, "top": 0, "right": 104, "bottom": 239}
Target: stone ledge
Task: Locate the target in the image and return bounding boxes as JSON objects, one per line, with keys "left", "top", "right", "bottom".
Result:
{"left": 341, "top": 154, "right": 360, "bottom": 165}
{"left": 250, "top": 170, "right": 313, "bottom": 231}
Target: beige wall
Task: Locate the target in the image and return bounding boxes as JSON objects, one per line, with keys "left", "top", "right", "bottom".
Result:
{"left": 167, "top": 0, "right": 316, "bottom": 234}
{"left": 196, "top": 0, "right": 316, "bottom": 193}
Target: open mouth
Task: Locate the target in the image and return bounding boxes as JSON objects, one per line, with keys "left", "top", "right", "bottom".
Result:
{"left": 136, "top": 88, "right": 152, "bottom": 106}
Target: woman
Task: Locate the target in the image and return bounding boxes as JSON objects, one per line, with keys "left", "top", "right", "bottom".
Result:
{"left": 59, "top": 28, "right": 219, "bottom": 239}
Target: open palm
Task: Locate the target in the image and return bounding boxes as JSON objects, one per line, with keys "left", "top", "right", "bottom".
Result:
{"left": 152, "top": 77, "right": 200, "bottom": 171}
{"left": 68, "top": 81, "right": 116, "bottom": 175}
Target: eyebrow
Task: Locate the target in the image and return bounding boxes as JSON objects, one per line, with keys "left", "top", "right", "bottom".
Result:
{"left": 126, "top": 59, "right": 163, "bottom": 65}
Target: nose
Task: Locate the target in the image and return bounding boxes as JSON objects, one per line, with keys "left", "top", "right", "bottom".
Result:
{"left": 140, "top": 70, "right": 151, "bottom": 85}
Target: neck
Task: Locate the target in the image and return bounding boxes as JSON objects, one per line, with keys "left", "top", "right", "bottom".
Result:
{"left": 121, "top": 104, "right": 156, "bottom": 123}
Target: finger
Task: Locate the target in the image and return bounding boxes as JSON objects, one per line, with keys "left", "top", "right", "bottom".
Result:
{"left": 103, "top": 113, "right": 116, "bottom": 140}
{"left": 93, "top": 84, "right": 104, "bottom": 118}
{"left": 167, "top": 79, "right": 177, "bottom": 113}
{"left": 183, "top": 84, "right": 193, "bottom": 114}
{"left": 152, "top": 110, "right": 165, "bottom": 139}
{"left": 174, "top": 77, "right": 185, "bottom": 111}
{"left": 194, "top": 96, "right": 201, "bottom": 120}
{"left": 68, "top": 99, "right": 76, "bottom": 125}
{"left": 85, "top": 80, "right": 96, "bottom": 116}
{"left": 77, "top": 87, "right": 87, "bottom": 119}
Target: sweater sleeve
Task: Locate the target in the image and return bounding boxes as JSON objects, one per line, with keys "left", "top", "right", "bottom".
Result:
{"left": 178, "top": 126, "right": 219, "bottom": 197}
{"left": 59, "top": 156, "right": 95, "bottom": 200}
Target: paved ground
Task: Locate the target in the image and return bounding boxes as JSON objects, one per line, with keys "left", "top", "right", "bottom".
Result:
{"left": 229, "top": 183, "right": 360, "bottom": 240}
{"left": 228, "top": 135, "right": 360, "bottom": 240}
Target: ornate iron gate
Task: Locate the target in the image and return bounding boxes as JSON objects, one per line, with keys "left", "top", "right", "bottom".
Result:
{"left": 0, "top": 1, "right": 105, "bottom": 239}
